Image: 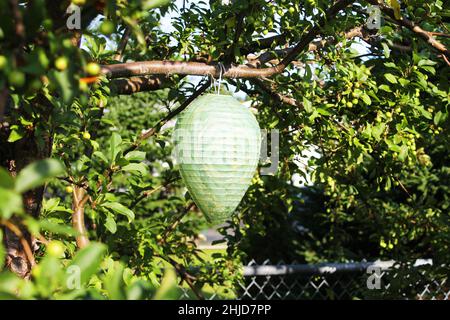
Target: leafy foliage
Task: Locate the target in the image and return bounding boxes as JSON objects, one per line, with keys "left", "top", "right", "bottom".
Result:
{"left": 0, "top": 0, "right": 449, "bottom": 299}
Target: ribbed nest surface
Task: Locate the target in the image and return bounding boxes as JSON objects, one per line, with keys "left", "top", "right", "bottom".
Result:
{"left": 173, "top": 94, "right": 261, "bottom": 225}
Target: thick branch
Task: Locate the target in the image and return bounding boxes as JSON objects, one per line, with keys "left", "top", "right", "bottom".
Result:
{"left": 240, "top": 33, "right": 288, "bottom": 56}
{"left": 110, "top": 75, "right": 171, "bottom": 94}
{"left": 102, "top": 0, "right": 353, "bottom": 79}
{"left": 367, "top": 0, "right": 450, "bottom": 60}
{"left": 251, "top": 79, "right": 299, "bottom": 108}
{"left": 248, "top": 26, "right": 365, "bottom": 67}
{"left": 72, "top": 186, "right": 90, "bottom": 249}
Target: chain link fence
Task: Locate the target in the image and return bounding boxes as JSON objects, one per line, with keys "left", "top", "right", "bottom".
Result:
{"left": 179, "top": 259, "right": 449, "bottom": 300}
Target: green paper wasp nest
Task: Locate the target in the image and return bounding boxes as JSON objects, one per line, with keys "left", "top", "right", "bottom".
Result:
{"left": 173, "top": 94, "right": 261, "bottom": 225}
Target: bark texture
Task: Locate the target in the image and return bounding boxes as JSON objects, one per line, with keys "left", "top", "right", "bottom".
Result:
{"left": 0, "top": 124, "right": 52, "bottom": 278}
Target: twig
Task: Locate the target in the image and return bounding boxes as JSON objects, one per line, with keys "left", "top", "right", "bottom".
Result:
{"left": 0, "top": 88, "right": 9, "bottom": 121}
{"left": 1, "top": 219, "right": 36, "bottom": 268}
{"left": 367, "top": 0, "right": 450, "bottom": 62}
{"left": 9, "top": 0, "right": 25, "bottom": 48}
{"left": 393, "top": 176, "right": 412, "bottom": 198}
{"left": 124, "top": 79, "right": 211, "bottom": 155}
{"left": 224, "top": 12, "right": 245, "bottom": 64}
{"left": 429, "top": 32, "right": 450, "bottom": 38}
{"left": 441, "top": 54, "right": 450, "bottom": 67}
{"left": 113, "top": 27, "right": 131, "bottom": 61}
{"left": 130, "top": 176, "right": 180, "bottom": 209}
{"left": 154, "top": 253, "right": 204, "bottom": 300}
{"left": 158, "top": 202, "right": 195, "bottom": 245}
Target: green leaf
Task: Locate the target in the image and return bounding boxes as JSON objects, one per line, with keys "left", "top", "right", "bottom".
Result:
{"left": 7, "top": 125, "right": 25, "bottom": 143}
{"left": 66, "top": 243, "right": 107, "bottom": 285}
{"left": 303, "top": 97, "right": 313, "bottom": 113}
{"left": 389, "top": 0, "right": 401, "bottom": 19}
{"left": 92, "top": 151, "right": 109, "bottom": 163}
{"left": 50, "top": 69, "right": 75, "bottom": 104}
{"left": 121, "top": 163, "right": 148, "bottom": 176}
{"left": 15, "top": 159, "right": 65, "bottom": 193}
{"left": 398, "top": 145, "right": 408, "bottom": 161}
{"left": 101, "top": 202, "right": 135, "bottom": 222}
{"left": 384, "top": 73, "right": 397, "bottom": 84}
{"left": 372, "top": 123, "right": 386, "bottom": 141}
{"left": 108, "top": 132, "right": 122, "bottom": 164}
{"left": 124, "top": 151, "right": 146, "bottom": 162}
{"left": 418, "top": 59, "right": 437, "bottom": 67}
{"left": 152, "top": 268, "right": 180, "bottom": 300}
{"left": 39, "top": 219, "right": 78, "bottom": 236}
{"left": 361, "top": 93, "right": 372, "bottom": 105}
{"left": 379, "top": 85, "right": 392, "bottom": 92}
{"left": 0, "top": 168, "right": 14, "bottom": 189}
{"left": 434, "top": 111, "right": 445, "bottom": 125}
{"left": 104, "top": 263, "right": 126, "bottom": 299}
{"left": 105, "top": 214, "right": 117, "bottom": 234}
{"left": 0, "top": 188, "right": 22, "bottom": 219}
{"left": 382, "top": 42, "right": 390, "bottom": 58}
{"left": 142, "top": 0, "right": 171, "bottom": 10}
{"left": 42, "top": 198, "right": 60, "bottom": 212}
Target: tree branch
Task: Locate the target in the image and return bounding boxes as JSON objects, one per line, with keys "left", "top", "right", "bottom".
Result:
{"left": 251, "top": 79, "right": 300, "bottom": 108}
{"left": 101, "top": 0, "right": 353, "bottom": 79}
{"left": 247, "top": 26, "right": 365, "bottom": 67}
{"left": 72, "top": 186, "right": 90, "bottom": 249}
{"left": 113, "top": 27, "right": 131, "bottom": 62}
{"left": 240, "top": 33, "right": 288, "bottom": 56}
{"left": 110, "top": 75, "right": 171, "bottom": 95}
{"left": 130, "top": 176, "right": 180, "bottom": 209}
{"left": 367, "top": 0, "right": 450, "bottom": 61}
{"left": 134, "top": 79, "right": 211, "bottom": 144}
{"left": 1, "top": 219, "right": 36, "bottom": 274}
{"left": 0, "top": 88, "right": 9, "bottom": 122}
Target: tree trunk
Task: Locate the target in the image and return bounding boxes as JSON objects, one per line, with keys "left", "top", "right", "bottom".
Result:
{"left": 0, "top": 122, "right": 52, "bottom": 278}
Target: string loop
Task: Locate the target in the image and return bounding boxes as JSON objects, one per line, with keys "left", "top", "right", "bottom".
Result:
{"left": 217, "top": 62, "right": 225, "bottom": 95}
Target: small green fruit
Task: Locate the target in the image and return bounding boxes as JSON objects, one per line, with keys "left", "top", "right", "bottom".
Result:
{"left": 28, "top": 79, "right": 43, "bottom": 92}
{"left": 0, "top": 55, "right": 7, "bottom": 70}
{"left": 72, "top": 0, "right": 86, "bottom": 6}
{"left": 65, "top": 186, "right": 73, "bottom": 193}
{"left": 85, "top": 62, "right": 100, "bottom": 76}
{"left": 55, "top": 56, "right": 68, "bottom": 71}
{"left": 42, "top": 19, "right": 53, "bottom": 30}
{"left": 346, "top": 101, "right": 353, "bottom": 108}
{"left": 47, "top": 240, "right": 65, "bottom": 257}
{"left": 352, "top": 98, "right": 358, "bottom": 105}
{"left": 82, "top": 131, "right": 91, "bottom": 140}
{"left": 79, "top": 81, "right": 88, "bottom": 91}
{"left": 8, "top": 70, "right": 26, "bottom": 87}
{"left": 99, "top": 20, "right": 115, "bottom": 35}
{"left": 31, "top": 265, "right": 41, "bottom": 278}
{"left": 288, "top": 7, "right": 295, "bottom": 14}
